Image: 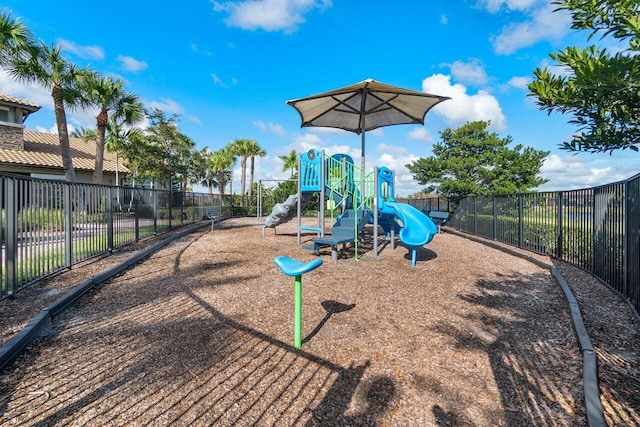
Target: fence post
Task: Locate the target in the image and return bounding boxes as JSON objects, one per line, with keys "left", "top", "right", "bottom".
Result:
{"left": 64, "top": 184, "right": 73, "bottom": 268}
{"left": 557, "top": 191, "right": 563, "bottom": 259}
{"left": 623, "top": 183, "right": 628, "bottom": 298}
{"left": 180, "top": 192, "right": 185, "bottom": 225}
{"left": 134, "top": 188, "right": 140, "bottom": 242}
{"left": 168, "top": 191, "right": 173, "bottom": 230}
{"left": 473, "top": 198, "right": 477, "bottom": 234}
{"left": 153, "top": 189, "right": 158, "bottom": 235}
{"left": 4, "top": 177, "right": 18, "bottom": 298}
{"left": 107, "top": 186, "right": 114, "bottom": 252}
{"left": 518, "top": 194, "right": 524, "bottom": 248}
{"left": 591, "top": 189, "right": 597, "bottom": 273}
{"left": 492, "top": 196, "right": 497, "bottom": 240}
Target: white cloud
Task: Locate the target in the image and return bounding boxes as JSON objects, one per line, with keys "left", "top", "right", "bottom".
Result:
{"left": 440, "top": 14, "right": 448, "bottom": 24}
{"left": 212, "top": 0, "right": 332, "bottom": 33}
{"left": 507, "top": 76, "right": 531, "bottom": 90}
{"left": 211, "top": 73, "right": 228, "bottom": 88}
{"left": 377, "top": 143, "right": 410, "bottom": 156}
{"left": 374, "top": 146, "right": 422, "bottom": 197}
{"left": 0, "top": 70, "right": 52, "bottom": 109}
{"left": 491, "top": 3, "right": 572, "bottom": 54}
{"left": 292, "top": 132, "right": 323, "bottom": 149}
{"left": 190, "top": 43, "right": 212, "bottom": 56}
{"left": 35, "top": 124, "right": 58, "bottom": 134}
{"left": 0, "top": 70, "right": 98, "bottom": 130}
{"left": 444, "top": 59, "right": 489, "bottom": 86}
{"left": 253, "top": 120, "right": 287, "bottom": 136}
{"left": 57, "top": 39, "right": 105, "bottom": 60}
{"left": 422, "top": 73, "right": 506, "bottom": 130}
{"left": 300, "top": 126, "right": 349, "bottom": 136}
{"left": 117, "top": 55, "right": 148, "bottom": 72}
{"left": 537, "top": 154, "right": 636, "bottom": 190}
{"left": 406, "top": 127, "right": 433, "bottom": 143}
{"left": 480, "top": 0, "right": 539, "bottom": 13}
{"left": 188, "top": 115, "right": 202, "bottom": 125}
{"left": 144, "top": 98, "right": 185, "bottom": 115}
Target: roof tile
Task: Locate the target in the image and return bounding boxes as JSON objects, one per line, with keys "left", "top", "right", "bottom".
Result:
{"left": 0, "top": 130, "right": 130, "bottom": 173}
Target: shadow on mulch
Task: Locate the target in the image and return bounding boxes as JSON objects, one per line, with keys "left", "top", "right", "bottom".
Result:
{"left": 402, "top": 246, "right": 438, "bottom": 263}
{"left": 0, "top": 228, "right": 396, "bottom": 426}
{"left": 302, "top": 300, "right": 357, "bottom": 345}
{"left": 443, "top": 271, "right": 586, "bottom": 426}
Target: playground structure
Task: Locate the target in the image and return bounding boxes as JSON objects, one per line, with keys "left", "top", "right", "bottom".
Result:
{"left": 264, "top": 148, "right": 438, "bottom": 266}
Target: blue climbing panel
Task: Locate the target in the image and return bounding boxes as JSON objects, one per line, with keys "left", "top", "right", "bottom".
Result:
{"left": 300, "top": 149, "right": 322, "bottom": 192}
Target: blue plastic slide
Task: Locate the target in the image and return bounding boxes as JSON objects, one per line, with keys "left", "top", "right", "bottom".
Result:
{"left": 380, "top": 201, "right": 438, "bottom": 267}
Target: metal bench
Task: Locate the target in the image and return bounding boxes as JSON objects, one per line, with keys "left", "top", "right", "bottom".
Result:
{"left": 313, "top": 236, "right": 354, "bottom": 261}
{"left": 205, "top": 208, "right": 218, "bottom": 230}
{"left": 428, "top": 211, "right": 450, "bottom": 232}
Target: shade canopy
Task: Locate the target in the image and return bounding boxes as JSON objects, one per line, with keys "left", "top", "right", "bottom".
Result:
{"left": 286, "top": 78, "right": 450, "bottom": 135}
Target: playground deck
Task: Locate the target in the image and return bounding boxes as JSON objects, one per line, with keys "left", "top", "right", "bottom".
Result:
{"left": 0, "top": 217, "right": 638, "bottom": 426}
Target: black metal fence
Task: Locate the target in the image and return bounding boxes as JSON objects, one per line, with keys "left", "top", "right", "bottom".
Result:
{"left": 5, "top": 169, "right": 640, "bottom": 322}
{"left": 0, "top": 173, "right": 236, "bottom": 300}
{"left": 434, "top": 174, "right": 640, "bottom": 320}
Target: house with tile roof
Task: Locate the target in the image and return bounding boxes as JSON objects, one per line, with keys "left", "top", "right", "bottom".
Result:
{"left": 0, "top": 94, "right": 129, "bottom": 185}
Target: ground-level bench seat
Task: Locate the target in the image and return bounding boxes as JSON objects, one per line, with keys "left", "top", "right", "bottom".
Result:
{"left": 313, "top": 235, "right": 354, "bottom": 261}
{"left": 428, "top": 210, "right": 450, "bottom": 232}
{"left": 205, "top": 208, "right": 218, "bottom": 230}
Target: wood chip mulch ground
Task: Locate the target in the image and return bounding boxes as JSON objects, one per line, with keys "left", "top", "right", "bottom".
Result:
{"left": 0, "top": 217, "right": 638, "bottom": 426}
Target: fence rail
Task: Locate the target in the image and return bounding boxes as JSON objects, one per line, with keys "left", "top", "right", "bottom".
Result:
{"left": 427, "top": 174, "right": 640, "bottom": 320}
{"left": 0, "top": 173, "right": 234, "bottom": 300}
{"left": 5, "top": 170, "right": 640, "bottom": 322}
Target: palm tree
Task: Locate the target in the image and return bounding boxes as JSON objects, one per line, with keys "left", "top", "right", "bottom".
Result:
{"left": 0, "top": 12, "right": 35, "bottom": 65}
{"left": 198, "top": 148, "right": 217, "bottom": 194}
{"left": 7, "top": 42, "right": 86, "bottom": 181}
{"left": 246, "top": 140, "right": 266, "bottom": 206}
{"left": 79, "top": 73, "right": 142, "bottom": 183}
{"left": 228, "top": 138, "right": 253, "bottom": 206}
{"left": 71, "top": 126, "right": 96, "bottom": 142}
{"left": 278, "top": 150, "right": 298, "bottom": 177}
{"left": 210, "top": 147, "right": 236, "bottom": 196}
{"left": 106, "top": 117, "right": 143, "bottom": 208}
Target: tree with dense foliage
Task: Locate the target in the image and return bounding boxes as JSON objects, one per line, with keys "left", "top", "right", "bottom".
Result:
{"left": 247, "top": 140, "right": 266, "bottom": 206}
{"left": 278, "top": 150, "right": 298, "bottom": 177}
{"left": 528, "top": 0, "right": 640, "bottom": 153}
{"left": 210, "top": 147, "right": 236, "bottom": 196}
{"left": 228, "top": 138, "right": 263, "bottom": 206}
{"left": 71, "top": 127, "right": 96, "bottom": 142}
{"left": 131, "top": 109, "right": 197, "bottom": 190}
{"left": 198, "top": 148, "right": 218, "bottom": 194}
{"left": 106, "top": 117, "right": 142, "bottom": 182}
{"left": 79, "top": 73, "right": 143, "bottom": 183}
{"left": 0, "top": 12, "right": 35, "bottom": 65}
{"left": 406, "top": 121, "right": 549, "bottom": 201}
{"left": 7, "top": 42, "right": 87, "bottom": 181}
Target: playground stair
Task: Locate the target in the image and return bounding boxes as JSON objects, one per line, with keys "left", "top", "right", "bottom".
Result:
{"left": 313, "top": 209, "right": 371, "bottom": 260}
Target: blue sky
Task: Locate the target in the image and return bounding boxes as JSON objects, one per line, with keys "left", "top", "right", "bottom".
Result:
{"left": 1, "top": 0, "right": 638, "bottom": 196}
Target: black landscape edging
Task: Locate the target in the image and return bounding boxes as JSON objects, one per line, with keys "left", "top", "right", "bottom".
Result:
{"left": 0, "top": 222, "right": 211, "bottom": 373}
{"left": 0, "top": 310, "right": 51, "bottom": 371}
{"left": 444, "top": 228, "right": 606, "bottom": 427}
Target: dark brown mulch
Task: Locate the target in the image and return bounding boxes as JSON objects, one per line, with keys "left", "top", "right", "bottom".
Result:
{"left": 0, "top": 218, "right": 637, "bottom": 426}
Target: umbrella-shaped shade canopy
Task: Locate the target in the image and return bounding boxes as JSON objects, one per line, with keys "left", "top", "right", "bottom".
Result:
{"left": 286, "top": 78, "right": 450, "bottom": 135}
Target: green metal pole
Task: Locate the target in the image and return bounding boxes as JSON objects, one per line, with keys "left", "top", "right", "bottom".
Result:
{"left": 294, "top": 274, "right": 303, "bottom": 349}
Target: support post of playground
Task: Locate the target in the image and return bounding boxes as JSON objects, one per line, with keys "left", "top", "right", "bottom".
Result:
{"left": 297, "top": 155, "right": 302, "bottom": 244}
{"left": 374, "top": 166, "right": 379, "bottom": 257}
{"left": 293, "top": 273, "right": 303, "bottom": 348}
